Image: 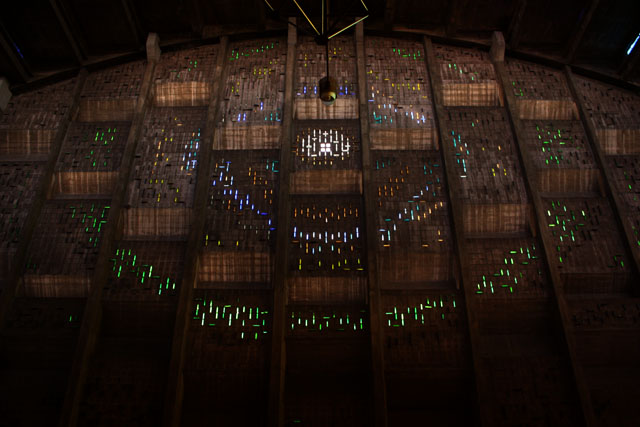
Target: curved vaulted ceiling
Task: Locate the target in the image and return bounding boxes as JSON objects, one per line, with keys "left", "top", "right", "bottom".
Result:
{"left": 1, "top": 0, "right": 639, "bottom": 89}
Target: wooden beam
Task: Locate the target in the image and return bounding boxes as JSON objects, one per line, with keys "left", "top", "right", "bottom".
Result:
{"left": 620, "top": 42, "right": 640, "bottom": 81}
{"left": 120, "top": 0, "right": 144, "bottom": 46}
{"left": 48, "top": 0, "right": 85, "bottom": 64}
{"left": 268, "top": 18, "right": 296, "bottom": 427}
{"left": 422, "top": 36, "right": 485, "bottom": 424}
{"left": 186, "top": 0, "right": 205, "bottom": 37}
{"left": 507, "top": 0, "right": 528, "bottom": 49}
{"left": 565, "top": 67, "right": 640, "bottom": 293}
{"left": 565, "top": 0, "right": 600, "bottom": 64}
{"left": 384, "top": 0, "right": 395, "bottom": 32}
{"left": 162, "top": 36, "right": 229, "bottom": 427}
{"left": 0, "top": 20, "right": 30, "bottom": 82}
{"left": 445, "top": 0, "right": 460, "bottom": 38}
{"left": 355, "top": 22, "right": 388, "bottom": 427}
{"left": 0, "top": 70, "right": 86, "bottom": 330}
{"left": 492, "top": 59, "right": 598, "bottom": 427}
{"left": 58, "top": 55, "right": 158, "bottom": 427}
{"left": 256, "top": 0, "right": 267, "bottom": 32}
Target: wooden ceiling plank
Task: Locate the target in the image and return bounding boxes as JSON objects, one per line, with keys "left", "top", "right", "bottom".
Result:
{"left": 256, "top": 0, "right": 268, "bottom": 31}
{"left": 384, "top": 0, "right": 395, "bottom": 32}
{"left": 507, "top": 0, "right": 527, "bottom": 49}
{"left": 48, "top": 0, "right": 86, "bottom": 64}
{"left": 120, "top": 0, "right": 144, "bottom": 46}
{"left": 565, "top": 0, "right": 600, "bottom": 64}
{"left": 445, "top": 0, "right": 460, "bottom": 38}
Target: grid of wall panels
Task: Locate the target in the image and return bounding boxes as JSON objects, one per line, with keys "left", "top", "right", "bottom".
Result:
{"left": 0, "top": 78, "right": 76, "bottom": 155}
{"left": 382, "top": 291, "right": 474, "bottom": 424}
{"left": 506, "top": 60, "right": 572, "bottom": 100}
{"left": 575, "top": 76, "right": 640, "bottom": 155}
{"left": 105, "top": 241, "right": 186, "bottom": 301}
{"left": 372, "top": 150, "right": 453, "bottom": 284}
{"left": 467, "top": 238, "right": 549, "bottom": 298}
{"left": 53, "top": 121, "right": 130, "bottom": 195}
{"left": 543, "top": 197, "right": 631, "bottom": 293}
{"left": 155, "top": 45, "right": 218, "bottom": 83}
{"left": 296, "top": 36, "right": 357, "bottom": 100}
{"left": 504, "top": 59, "right": 577, "bottom": 120}
{"left": 218, "top": 38, "right": 286, "bottom": 149}
{"left": 291, "top": 120, "right": 361, "bottom": 194}
{"left": 78, "top": 61, "right": 146, "bottom": 121}
{"left": 285, "top": 305, "right": 372, "bottom": 426}
{"left": 287, "top": 305, "right": 368, "bottom": 337}
{"left": 205, "top": 150, "right": 279, "bottom": 251}
{"left": 570, "top": 298, "right": 640, "bottom": 330}
{"left": 23, "top": 200, "right": 110, "bottom": 296}
{"left": 199, "top": 150, "right": 279, "bottom": 284}
{"left": 382, "top": 292, "right": 466, "bottom": 365}
{"left": 433, "top": 44, "right": 501, "bottom": 106}
{"left": 0, "top": 162, "right": 44, "bottom": 280}
{"left": 287, "top": 196, "right": 366, "bottom": 304}
{"left": 295, "top": 36, "right": 357, "bottom": 119}
{"left": 289, "top": 196, "right": 364, "bottom": 274}
{"left": 522, "top": 120, "right": 598, "bottom": 193}
{"left": 82, "top": 61, "right": 145, "bottom": 99}
{"left": 547, "top": 71, "right": 640, "bottom": 427}
{"left": 153, "top": 44, "right": 218, "bottom": 106}
{"left": 3, "top": 36, "right": 640, "bottom": 427}
{"left": 607, "top": 155, "right": 640, "bottom": 259}
{"left": 366, "top": 37, "right": 437, "bottom": 149}
{"left": 182, "top": 289, "right": 272, "bottom": 425}
{"left": 0, "top": 79, "right": 76, "bottom": 131}
{"left": 293, "top": 120, "right": 361, "bottom": 170}
{"left": 442, "top": 108, "right": 528, "bottom": 233}
{"left": 125, "top": 106, "right": 206, "bottom": 237}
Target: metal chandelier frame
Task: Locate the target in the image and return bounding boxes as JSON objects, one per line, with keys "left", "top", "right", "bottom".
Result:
{"left": 263, "top": 0, "right": 369, "bottom": 42}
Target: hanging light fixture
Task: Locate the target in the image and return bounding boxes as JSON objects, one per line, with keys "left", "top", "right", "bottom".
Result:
{"left": 318, "top": 75, "right": 338, "bottom": 106}
{"left": 264, "top": 0, "right": 369, "bottom": 107}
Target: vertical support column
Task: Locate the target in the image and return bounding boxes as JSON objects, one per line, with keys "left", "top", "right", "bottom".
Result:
{"left": 491, "top": 55, "right": 597, "bottom": 426}
{"left": 355, "top": 22, "right": 388, "bottom": 427}
{"left": 565, "top": 67, "right": 640, "bottom": 290}
{"left": 489, "top": 31, "right": 505, "bottom": 63}
{"left": 146, "top": 32, "right": 161, "bottom": 62}
{"left": 162, "top": 36, "right": 229, "bottom": 427}
{"left": 268, "top": 18, "right": 296, "bottom": 427}
{"left": 422, "top": 36, "right": 485, "bottom": 424}
{"left": 0, "top": 70, "right": 87, "bottom": 328}
{"left": 58, "top": 46, "right": 158, "bottom": 427}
